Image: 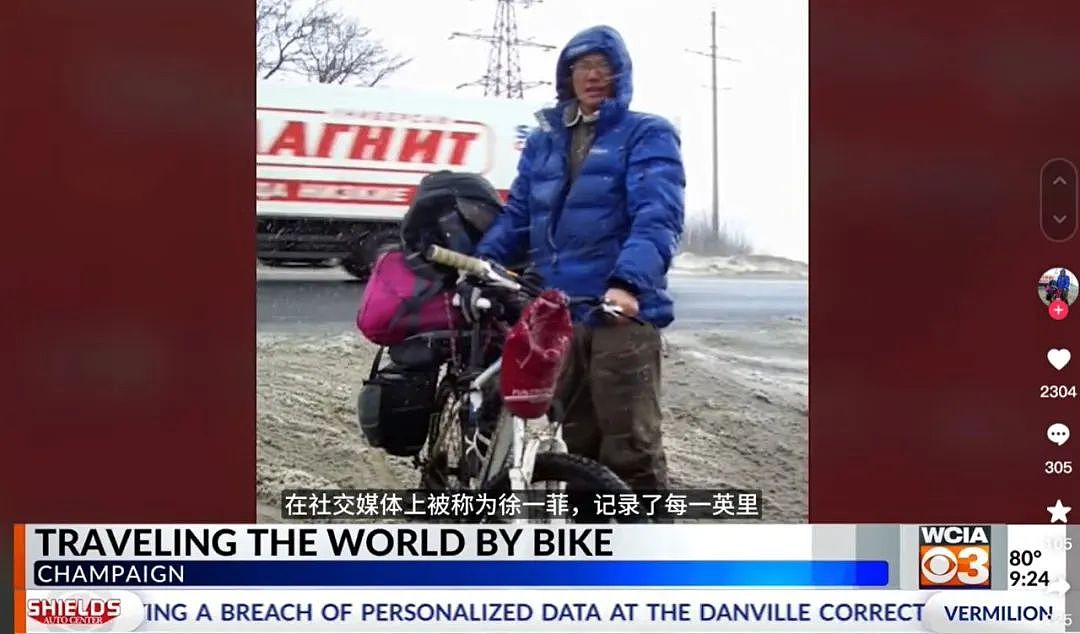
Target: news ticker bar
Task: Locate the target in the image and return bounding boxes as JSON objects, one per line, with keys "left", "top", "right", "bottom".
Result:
{"left": 279, "top": 489, "right": 764, "bottom": 521}
{"left": 13, "top": 589, "right": 1073, "bottom": 634}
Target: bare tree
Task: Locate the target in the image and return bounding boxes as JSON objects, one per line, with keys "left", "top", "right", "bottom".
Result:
{"left": 295, "top": 19, "right": 412, "bottom": 85}
{"left": 257, "top": 0, "right": 334, "bottom": 80}
{"left": 256, "top": 0, "right": 411, "bottom": 86}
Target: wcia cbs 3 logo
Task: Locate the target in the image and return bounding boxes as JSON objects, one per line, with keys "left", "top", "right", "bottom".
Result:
{"left": 919, "top": 525, "right": 991, "bottom": 589}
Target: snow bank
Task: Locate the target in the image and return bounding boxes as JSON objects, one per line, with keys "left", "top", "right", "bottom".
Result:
{"left": 672, "top": 253, "right": 808, "bottom": 279}
{"left": 257, "top": 319, "right": 809, "bottom": 523}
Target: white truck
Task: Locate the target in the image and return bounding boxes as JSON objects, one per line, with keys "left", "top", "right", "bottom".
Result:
{"left": 257, "top": 81, "right": 547, "bottom": 279}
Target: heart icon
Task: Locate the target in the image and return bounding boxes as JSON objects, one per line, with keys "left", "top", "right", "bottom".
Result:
{"left": 1048, "top": 348, "right": 1072, "bottom": 371}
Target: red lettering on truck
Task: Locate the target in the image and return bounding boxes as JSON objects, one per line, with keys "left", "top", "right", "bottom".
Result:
{"left": 259, "top": 120, "right": 482, "bottom": 166}
{"left": 258, "top": 180, "right": 415, "bottom": 204}
{"left": 399, "top": 129, "right": 443, "bottom": 164}
{"left": 348, "top": 126, "right": 394, "bottom": 161}
{"left": 258, "top": 179, "right": 510, "bottom": 205}
{"left": 446, "top": 131, "right": 478, "bottom": 165}
{"left": 315, "top": 123, "right": 352, "bottom": 157}
{"left": 266, "top": 121, "right": 307, "bottom": 156}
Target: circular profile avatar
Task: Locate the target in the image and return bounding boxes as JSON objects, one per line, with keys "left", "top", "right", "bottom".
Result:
{"left": 1039, "top": 267, "right": 1078, "bottom": 307}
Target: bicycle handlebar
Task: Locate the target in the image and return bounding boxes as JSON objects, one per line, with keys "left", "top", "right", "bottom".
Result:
{"left": 425, "top": 245, "right": 491, "bottom": 276}
{"left": 425, "top": 245, "right": 643, "bottom": 323}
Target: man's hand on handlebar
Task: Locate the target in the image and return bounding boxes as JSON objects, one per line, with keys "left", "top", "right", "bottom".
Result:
{"left": 454, "top": 278, "right": 490, "bottom": 323}
{"left": 427, "top": 246, "right": 646, "bottom": 326}
{"left": 603, "top": 287, "right": 640, "bottom": 323}
{"left": 514, "top": 265, "right": 544, "bottom": 293}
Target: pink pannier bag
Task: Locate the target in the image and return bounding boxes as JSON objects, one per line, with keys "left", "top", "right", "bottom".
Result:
{"left": 356, "top": 250, "right": 463, "bottom": 346}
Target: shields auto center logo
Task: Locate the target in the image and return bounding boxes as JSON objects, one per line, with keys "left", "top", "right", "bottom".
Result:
{"left": 26, "top": 590, "right": 144, "bottom": 632}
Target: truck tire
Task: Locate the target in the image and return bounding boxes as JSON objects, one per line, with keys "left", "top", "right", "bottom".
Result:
{"left": 343, "top": 230, "right": 400, "bottom": 281}
{"left": 342, "top": 258, "right": 373, "bottom": 280}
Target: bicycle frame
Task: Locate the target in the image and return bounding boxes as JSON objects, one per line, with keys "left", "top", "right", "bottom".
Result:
{"left": 420, "top": 318, "right": 567, "bottom": 498}
{"left": 419, "top": 245, "right": 633, "bottom": 523}
{"left": 465, "top": 356, "right": 570, "bottom": 525}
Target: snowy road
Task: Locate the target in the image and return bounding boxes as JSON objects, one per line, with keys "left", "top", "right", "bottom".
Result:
{"left": 257, "top": 267, "right": 808, "bottom": 333}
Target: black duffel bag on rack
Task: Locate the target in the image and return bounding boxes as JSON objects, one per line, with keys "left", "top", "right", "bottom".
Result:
{"left": 357, "top": 346, "right": 438, "bottom": 458}
{"left": 399, "top": 169, "right": 504, "bottom": 275}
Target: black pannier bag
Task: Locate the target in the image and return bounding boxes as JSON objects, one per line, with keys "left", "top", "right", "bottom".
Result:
{"left": 357, "top": 346, "right": 439, "bottom": 457}
{"left": 400, "top": 170, "right": 504, "bottom": 273}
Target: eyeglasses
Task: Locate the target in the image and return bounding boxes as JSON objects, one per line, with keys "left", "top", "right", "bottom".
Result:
{"left": 571, "top": 59, "right": 612, "bottom": 76}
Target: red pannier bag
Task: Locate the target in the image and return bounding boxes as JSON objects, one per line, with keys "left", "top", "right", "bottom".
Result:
{"left": 500, "top": 289, "right": 574, "bottom": 419}
{"left": 356, "top": 250, "right": 463, "bottom": 346}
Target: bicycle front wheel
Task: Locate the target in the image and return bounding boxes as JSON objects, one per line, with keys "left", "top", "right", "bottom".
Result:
{"left": 483, "top": 452, "right": 645, "bottom": 524}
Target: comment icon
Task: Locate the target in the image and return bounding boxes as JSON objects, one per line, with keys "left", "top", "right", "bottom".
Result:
{"left": 1048, "top": 422, "right": 1070, "bottom": 446}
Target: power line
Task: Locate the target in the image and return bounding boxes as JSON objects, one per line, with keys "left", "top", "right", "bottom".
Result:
{"left": 450, "top": 0, "right": 555, "bottom": 99}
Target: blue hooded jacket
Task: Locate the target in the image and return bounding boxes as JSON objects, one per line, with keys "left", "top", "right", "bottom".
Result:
{"left": 474, "top": 25, "right": 686, "bottom": 327}
{"left": 1056, "top": 269, "right": 1071, "bottom": 294}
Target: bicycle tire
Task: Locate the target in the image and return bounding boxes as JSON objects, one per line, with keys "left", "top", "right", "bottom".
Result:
{"left": 417, "top": 376, "right": 461, "bottom": 490}
{"left": 483, "top": 452, "right": 646, "bottom": 524}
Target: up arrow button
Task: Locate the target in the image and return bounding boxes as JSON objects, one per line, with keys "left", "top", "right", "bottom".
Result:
{"left": 1041, "top": 158, "right": 1078, "bottom": 241}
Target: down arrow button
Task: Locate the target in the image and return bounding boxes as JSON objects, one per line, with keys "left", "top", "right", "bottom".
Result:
{"left": 1041, "top": 158, "right": 1078, "bottom": 241}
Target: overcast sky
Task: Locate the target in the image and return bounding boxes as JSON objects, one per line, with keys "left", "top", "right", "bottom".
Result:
{"left": 324, "top": 0, "right": 808, "bottom": 261}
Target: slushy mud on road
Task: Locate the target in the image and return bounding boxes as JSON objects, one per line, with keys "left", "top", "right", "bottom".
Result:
{"left": 256, "top": 316, "right": 807, "bottom": 522}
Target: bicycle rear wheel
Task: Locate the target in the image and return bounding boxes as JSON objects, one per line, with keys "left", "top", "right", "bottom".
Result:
{"left": 483, "top": 452, "right": 645, "bottom": 524}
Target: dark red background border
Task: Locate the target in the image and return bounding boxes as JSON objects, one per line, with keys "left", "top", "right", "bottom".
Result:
{"left": 0, "top": 0, "right": 254, "bottom": 615}
{"left": 809, "top": 1, "right": 1080, "bottom": 522}
{"left": 3, "top": 6, "right": 1080, "bottom": 617}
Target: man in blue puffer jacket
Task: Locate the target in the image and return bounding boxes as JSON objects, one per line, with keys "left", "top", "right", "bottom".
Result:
{"left": 1056, "top": 268, "right": 1072, "bottom": 303}
{"left": 471, "top": 25, "right": 686, "bottom": 492}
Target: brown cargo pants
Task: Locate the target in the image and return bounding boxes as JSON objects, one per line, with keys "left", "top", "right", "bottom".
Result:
{"left": 554, "top": 321, "right": 670, "bottom": 491}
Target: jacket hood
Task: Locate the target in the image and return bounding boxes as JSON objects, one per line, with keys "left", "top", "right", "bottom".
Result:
{"left": 552, "top": 25, "right": 633, "bottom": 122}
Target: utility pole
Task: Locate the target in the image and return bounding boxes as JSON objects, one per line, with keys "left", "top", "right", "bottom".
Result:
{"left": 687, "top": 9, "right": 740, "bottom": 236}
{"left": 709, "top": 10, "right": 719, "bottom": 237}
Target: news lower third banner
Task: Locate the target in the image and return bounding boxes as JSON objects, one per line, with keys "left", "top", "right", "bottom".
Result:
{"left": 12, "top": 524, "right": 1075, "bottom": 633}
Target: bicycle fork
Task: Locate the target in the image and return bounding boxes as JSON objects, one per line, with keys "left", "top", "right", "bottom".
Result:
{"left": 510, "top": 415, "right": 569, "bottom": 487}
{"left": 468, "top": 357, "right": 572, "bottom": 523}
{"left": 510, "top": 415, "right": 570, "bottom": 525}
